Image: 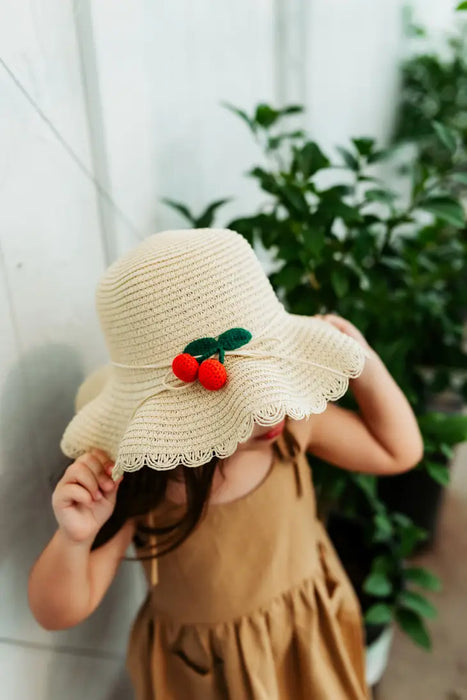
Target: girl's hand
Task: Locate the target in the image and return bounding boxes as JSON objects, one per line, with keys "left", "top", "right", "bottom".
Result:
{"left": 52, "top": 449, "right": 123, "bottom": 545}
{"left": 315, "top": 313, "right": 372, "bottom": 352}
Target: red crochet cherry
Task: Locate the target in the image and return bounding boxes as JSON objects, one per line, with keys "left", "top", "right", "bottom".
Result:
{"left": 172, "top": 353, "right": 199, "bottom": 382}
{"left": 198, "top": 358, "right": 227, "bottom": 390}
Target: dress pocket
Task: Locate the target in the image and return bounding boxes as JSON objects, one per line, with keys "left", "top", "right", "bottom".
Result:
{"left": 165, "top": 639, "right": 226, "bottom": 699}
{"left": 171, "top": 647, "right": 211, "bottom": 676}
{"left": 316, "top": 523, "right": 363, "bottom": 619}
{"left": 317, "top": 539, "right": 343, "bottom": 613}
{"left": 316, "top": 525, "right": 367, "bottom": 681}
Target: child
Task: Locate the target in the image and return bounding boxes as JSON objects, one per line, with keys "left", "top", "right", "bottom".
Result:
{"left": 28, "top": 228, "right": 423, "bottom": 700}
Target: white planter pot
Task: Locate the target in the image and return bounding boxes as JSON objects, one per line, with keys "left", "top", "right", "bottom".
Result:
{"left": 365, "top": 625, "right": 394, "bottom": 688}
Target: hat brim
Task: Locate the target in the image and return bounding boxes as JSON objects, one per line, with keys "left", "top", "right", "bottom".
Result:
{"left": 60, "top": 313, "right": 365, "bottom": 476}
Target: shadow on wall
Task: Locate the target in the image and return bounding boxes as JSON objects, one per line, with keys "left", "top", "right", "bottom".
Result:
{"left": 0, "top": 343, "right": 83, "bottom": 567}
{"left": 0, "top": 344, "right": 138, "bottom": 699}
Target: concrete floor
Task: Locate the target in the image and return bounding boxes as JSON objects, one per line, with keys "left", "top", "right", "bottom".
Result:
{"left": 376, "top": 441, "right": 467, "bottom": 700}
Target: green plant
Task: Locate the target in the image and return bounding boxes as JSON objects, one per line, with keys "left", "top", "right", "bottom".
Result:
{"left": 344, "top": 472, "right": 441, "bottom": 651}
{"left": 163, "top": 98, "right": 467, "bottom": 648}
{"left": 363, "top": 520, "right": 440, "bottom": 651}
{"left": 316, "top": 464, "right": 440, "bottom": 650}
{"left": 392, "top": 23, "right": 467, "bottom": 173}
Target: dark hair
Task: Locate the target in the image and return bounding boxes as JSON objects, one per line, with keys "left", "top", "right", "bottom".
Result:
{"left": 88, "top": 417, "right": 300, "bottom": 564}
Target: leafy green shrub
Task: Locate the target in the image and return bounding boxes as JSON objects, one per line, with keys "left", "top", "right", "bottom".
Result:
{"left": 164, "top": 97, "right": 466, "bottom": 648}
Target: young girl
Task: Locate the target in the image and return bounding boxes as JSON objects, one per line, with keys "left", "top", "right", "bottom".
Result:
{"left": 28, "top": 228, "right": 423, "bottom": 700}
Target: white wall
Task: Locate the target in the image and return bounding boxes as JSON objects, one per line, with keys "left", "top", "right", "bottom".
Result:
{"left": 0, "top": 3, "right": 142, "bottom": 699}
{"left": 0, "top": 1, "right": 461, "bottom": 698}
{"left": 89, "top": 0, "right": 278, "bottom": 254}
{"left": 412, "top": 0, "right": 462, "bottom": 36}
{"left": 87, "top": 0, "right": 415, "bottom": 256}
{"left": 305, "top": 0, "right": 404, "bottom": 152}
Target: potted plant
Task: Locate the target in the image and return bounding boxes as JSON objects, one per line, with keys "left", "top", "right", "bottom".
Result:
{"left": 369, "top": 17, "right": 467, "bottom": 544}
{"left": 163, "top": 101, "right": 467, "bottom": 672}
{"left": 322, "top": 468, "right": 440, "bottom": 683}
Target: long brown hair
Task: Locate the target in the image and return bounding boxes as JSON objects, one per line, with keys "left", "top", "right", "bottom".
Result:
{"left": 90, "top": 418, "right": 300, "bottom": 564}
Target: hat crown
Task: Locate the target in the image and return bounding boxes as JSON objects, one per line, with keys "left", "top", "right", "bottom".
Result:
{"left": 96, "top": 229, "right": 283, "bottom": 365}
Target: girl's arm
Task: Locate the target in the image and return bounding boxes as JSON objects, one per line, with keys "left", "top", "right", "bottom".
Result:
{"left": 28, "top": 449, "right": 134, "bottom": 630}
{"left": 28, "top": 518, "right": 135, "bottom": 630}
{"left": 305, "top": 315, "right": 424, "bottom": 475}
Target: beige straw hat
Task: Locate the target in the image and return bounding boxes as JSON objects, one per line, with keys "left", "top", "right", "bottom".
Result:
{"left": 60, "top": 228, "right": 366, "bottom": 481}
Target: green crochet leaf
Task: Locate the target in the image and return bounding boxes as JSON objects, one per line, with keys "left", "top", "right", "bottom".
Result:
{"left": 183, "top": 337, "right": 218, "bottom": 357}
{"left": 218, "top": 328, "right": 252, "bottom": 351}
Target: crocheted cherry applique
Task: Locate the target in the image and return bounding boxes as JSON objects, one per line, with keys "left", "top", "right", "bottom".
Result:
{"left": 171, "top": 353, "right": 199, "bottom": 383}
{"left": 198, "top": 358, "right": 227, "bottom": 390}
{"left": 172, "top": 328, "right": 252, "bottom": 391}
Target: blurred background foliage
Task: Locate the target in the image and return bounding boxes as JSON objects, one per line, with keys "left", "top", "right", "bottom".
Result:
{"left": 164, "top": 16, "right": 467, "bottom": 650}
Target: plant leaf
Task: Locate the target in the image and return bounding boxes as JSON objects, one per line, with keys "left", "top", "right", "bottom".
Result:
{"left": 280, "top": 105, "right": 304, "bottom": 115}
{"left": 248, "top": 167, "right": 278, "bottom": 195}
{"left": 456, "top": 1, "right": 467, "bottom": 10}
{"left": 365, "top": 603, "right": 393, "bottom": 625}
{"left": 396, "top": 517, "right": 427, "bottom": 558}
{"left": 162, "top": 198, "right": 196, "bottom": 224}
{"left": 272, "top": 264, "right": 304, "bottom": 292}
{"left": 303, "top": 227, "right": 326, "bottom": 257}
{"left": 367, "top": 147, "right": 395, "bottom": 163}
{"left": 255, "top": 103, "right": 280, "bottom": 128}
{"left": 336, "top": 146, "right": 359, "bottom": 171}
{"left": 195, "top": 199, "right": 232, "bottom": 228}
{"left": 417, "top": 196, "right": 465, "bottom": 228}
{"left": 374, "top": 512, "right": 393, "bottom": 537}
{"left": 295, "top": 141, "right": 330, "bottom": 179}
{"left": 363, "top": 572, "right": 393, "bottom": 596}
{"left": 392, "top": 512, "right": 412, "bottom": 528}
{"left": 280, "top": 185, "right": 310, "bottom": 215}
{"left": 451, "top": 172, "right": 467, "bottom": 185}
{"left": 425, "top": 461, "right": 450, "bottom": 486}
{"left": 404, "top": 567, "right": 442, "bottom": 592}
{"left": 440, "top": 443, "right": 454, "bottom": 460}
{"left": 371, "top": 555, "right": 394, "bottom": 576}
{"left": 364, "top": 188, "right": 397, "bottom": 204}
{"left": 351, "top": 473, "right": 377, "bottom": 502}
{"left": 352, "top": 137, "right": 375, "bottom": 157}
{"left": 330, "top": 268, "right": 349, "bottom": 298}
{"left": 183, "top": 337, "right": 219, "bottom": 357}
{"left": 222, "top": 102, "right": 256, "bottom": 133}
{"left": 268, "top": 131, "right": 305, "bottom": 149}
{"left": 395, "top": 609, "right": 431, "bottom": 650}
{"left": 418, "top": 413, "right": 467, "bottom": 445}
{"left": 399, "top": 591, "right": 437, "bottom": 619}
{"left": 227, "top": 216, "right": 256, "bottom": 245}
{"left": 433, "top": 121, "right": 457, "bottom": 153}
{"left": 217, "top": 328, "right": 252, "bottom": 351}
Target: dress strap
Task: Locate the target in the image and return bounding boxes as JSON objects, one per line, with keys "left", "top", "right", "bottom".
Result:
{"left": 292, "top": 451, "right": 303, "bottom": 499}
{"left": 276, "top": 432, "right": 303, "bottom": 499}
{"left": 148, "top": 510, "right": 159, "bottom": 586}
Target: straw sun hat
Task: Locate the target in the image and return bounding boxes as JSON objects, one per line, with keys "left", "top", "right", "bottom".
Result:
{"left": 60, "top": 228, "right": 366, "bottom": 482}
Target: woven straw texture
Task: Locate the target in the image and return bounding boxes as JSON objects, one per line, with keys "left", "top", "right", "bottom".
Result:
{"left": 60, "top": 228, "right": 366, "bottom": 479}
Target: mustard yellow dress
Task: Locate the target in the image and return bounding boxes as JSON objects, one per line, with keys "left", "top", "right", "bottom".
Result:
{"left": 126, "top": 433, "right": 370, "bottom": 700}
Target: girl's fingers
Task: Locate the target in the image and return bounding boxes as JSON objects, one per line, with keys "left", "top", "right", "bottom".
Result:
{"left": 76, "top": 453, "right": 116, "bottom": 494}
{"left": 60, "top": 483, "right": 93, "bottom": 508}
{"left": 322, "top": 314, "right": 370, "bottom": 349}
{"left": 90, "top": 448, "right": 113, "bottom": 465}
{"left": 66, "top": 463, "right": 102, "bottom": 501}
{"left": 324, "top": 314, "right": 351, "bottom": 331}
{"left": 106, "top": 474, "right": 124, "bottom": 502}
{"left": 323, "top": 313, "right": 346, "bottom": 327}
{"left": 78, "top": 453, "right": 105, "bottom": 473}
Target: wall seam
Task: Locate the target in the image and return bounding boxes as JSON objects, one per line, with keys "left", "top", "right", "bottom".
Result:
{"left": 72, "top": 0, "right": 116, "bottom": 266}
{"left": 273, "top": 0, "right": 308, "bottom": 112}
